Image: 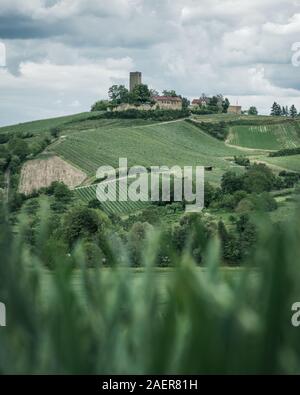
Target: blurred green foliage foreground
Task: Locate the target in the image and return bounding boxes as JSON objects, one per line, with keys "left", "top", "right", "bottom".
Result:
{"left": 1, "top": 204, "right": 300, "bottom": 374}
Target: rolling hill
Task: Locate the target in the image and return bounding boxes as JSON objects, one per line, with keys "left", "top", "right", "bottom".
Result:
{"left": 1, "top": 112, "right": 300, "bottom": 214}
{"left": 0, "top": 112, "right": 105, "bottom": 135}
{"left": 49, "top": 119, "right": 244, "bottom": 185}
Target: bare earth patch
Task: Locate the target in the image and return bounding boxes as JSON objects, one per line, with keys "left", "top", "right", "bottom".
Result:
{"left": 19, "top": 155, "right": 87, "bottom": 195}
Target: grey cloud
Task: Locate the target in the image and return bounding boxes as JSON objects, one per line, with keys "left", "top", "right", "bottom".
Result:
{"left": 0, "top": 14, "right": 62, "bottom": 39}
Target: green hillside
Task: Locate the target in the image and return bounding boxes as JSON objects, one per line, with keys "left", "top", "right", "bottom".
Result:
{"left": 261, "top": 154, "right": 300, "bottom": 173}
{"left": 74, "top": 183, "right": 150, "bottom": 215}
{"left": 50, "top": 119, "right": 244, "bottom": 185}
{"left": 192, "top": 113, "right": 275, "bottom": 124}
{"left": 0, "top": 112, "right": 104, "bottom": 135}
{"left": 227, "top": 122, "right": 300, "bottom": 150}
{"left": 2, "top": 111, "right": 300, "bottom": 203}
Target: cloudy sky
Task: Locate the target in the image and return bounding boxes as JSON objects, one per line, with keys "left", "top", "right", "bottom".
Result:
{"left": 0, "top": 0, "right": 300, "bottom": 126}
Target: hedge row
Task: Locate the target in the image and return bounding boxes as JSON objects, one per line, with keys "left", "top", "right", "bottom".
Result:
{"left": 269, "top": 147, "right": 300, "bottom": 157}
{"left": 100, "top": 109, "right": 190, "bottom": 121}
{"left": 186, "top": 119, "right": 229, "bottom": 141}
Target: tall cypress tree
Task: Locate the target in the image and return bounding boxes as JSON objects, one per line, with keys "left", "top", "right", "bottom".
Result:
{"left": 276, "top": 103, "right": 282, "bottom": 116}
{"left": 290, "top": 105, "right": 297, "bottom": 118}
{"left": 271, "top": 102, "right": 278, "bottom": 116}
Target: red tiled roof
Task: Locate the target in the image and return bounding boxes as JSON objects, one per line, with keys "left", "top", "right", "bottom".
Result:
{"left": 192, "top": 98, "right": 208, "bottom": 104}
{"left": 154, "top": 96, "right": 182, "bottom": 102}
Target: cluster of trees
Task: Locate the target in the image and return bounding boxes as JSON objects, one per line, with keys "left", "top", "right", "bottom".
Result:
{"left": 0, "top": 137, "right": 30, "bottom": 171}
{"left": 90, "top": 100, "right": 110, "bottom": 112}
{"left": 204, "top": 164, "right": 284, "bottom": 214}
{"left": 234, "top": 156, "right": 251, "bottom": 167}
{"left": 218, "top": 214, "right": 256, "bottom": 263}
{"left": 271, "top": 102, "right": 298, "bottom": 118}
{"left": 0, "top": 136, "right": 32, "bottom": 203}
{"left": 10, "top": 158, "right": 300, "bottom": 268}
{"left": 127, "top": 204, "right": 259, "bottom": 265}
{"left": 248, "top": 106, "right": 258, "bottom": 115}
{"left": 108, "top": 84, "right": 155, "bottom": 106}
{"left": 278, "top": 171, "right": 300, "bottom": 188}
{"left": 191, "top": 94, "right": 230, "bottom": 115}
{"left": 15, "top": 175, "right": 260, "bottom": 267}
{"left": 0, "top": 131, "right": 54, "bottom": 178}
{"left": 90, "top": 85, "right": 189, "bottom": 112}
{"left": 203, "top": 163, "right": 300, "bottom": 213}
{"left": 106, "top": 206, "right": 256, "bottom": 266}
{"left": 0, "top": 128, "right": 60, "bottom": 214}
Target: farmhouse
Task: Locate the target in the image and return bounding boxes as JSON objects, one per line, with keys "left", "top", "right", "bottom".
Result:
{"left": 191, "top": 98, "right": 208, "bottom": 108}
{"left": 228, "top": 105, "right": 242, "bottom": 114}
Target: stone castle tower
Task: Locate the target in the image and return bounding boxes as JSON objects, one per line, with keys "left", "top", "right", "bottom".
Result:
{"left": 130, "top": 71, "right": 142, "bottom": 92}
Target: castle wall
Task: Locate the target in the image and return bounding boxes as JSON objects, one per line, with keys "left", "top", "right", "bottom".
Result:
{"left": 112, "top": 103, "right": 157, "bottom": 112}
{"left": 112, "top": 101, "right": 182, "bottom": 112}
{"left": 156, "top": 101, "right": 182, "bottom": 110}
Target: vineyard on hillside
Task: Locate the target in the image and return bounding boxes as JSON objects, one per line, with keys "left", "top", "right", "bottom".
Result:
{"left": 51, "top": 120, "right": 243, "bottom": 185}
{"left": 2, "top": 112, "right": 299, "bottom": 216}
{"left": 74, "top": 182, "right": 151, "bottom": 215}
{"left": 192, "top": 113, "right": 272, "bottom": 124}
{"left": 227, "top": 123, "right": 300, "bottom": 150}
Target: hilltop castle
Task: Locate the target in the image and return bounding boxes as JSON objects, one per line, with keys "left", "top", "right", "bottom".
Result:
{"left": 113, "top": 72, "right": 182, "bottom": 112}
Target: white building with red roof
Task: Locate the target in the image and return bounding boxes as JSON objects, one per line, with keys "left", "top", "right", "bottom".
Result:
{"left": 191, "top": 98, "right": 209, "bottom": 107}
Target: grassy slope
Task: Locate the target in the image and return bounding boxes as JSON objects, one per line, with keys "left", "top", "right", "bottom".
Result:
{"left": 2, "top": 110, "right": 299, "bottom": 189}
{"left": 261, "top": 154, "right": 300, "bottom": 173}
{"left": 50, "top": 119, "right": 244, "bottom": 185}
{"left": 0, "top": 112, "right": 104, "bottom": 135}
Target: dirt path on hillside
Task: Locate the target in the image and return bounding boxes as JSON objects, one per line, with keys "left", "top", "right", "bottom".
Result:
{"left": 224, "top": 141, "right": 275, "bottom": 153}
{"left": 132, "top": 118, "right": 187, "bottom": 129}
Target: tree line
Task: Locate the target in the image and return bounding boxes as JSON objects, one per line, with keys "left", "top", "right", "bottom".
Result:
{"left": 190, "top": 94, "right": 230, "bottom": 114}
{"left": 270, "top": 102, "right": 298, "bottom": 118}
